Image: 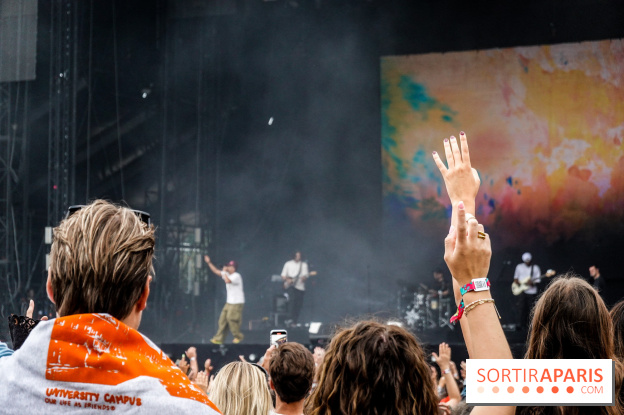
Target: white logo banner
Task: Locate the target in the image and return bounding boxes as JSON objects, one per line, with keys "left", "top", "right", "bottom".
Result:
{"left": 466, "top": 359, "right": 614, "bottom": 406}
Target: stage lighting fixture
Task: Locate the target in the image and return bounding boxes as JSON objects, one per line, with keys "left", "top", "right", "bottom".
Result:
{"left": 309, "top": 322, "right": 322, "bottom": 334}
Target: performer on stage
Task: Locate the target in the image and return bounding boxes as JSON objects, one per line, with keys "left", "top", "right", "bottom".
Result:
{"left": 281, "top": 251, "right": 308, "bottom": 326}
{"left": 429, "top": 269, "right": 450, "bottom": 299}
{"left": 204, "top": 256, "right": 245, "bottom": 344}
{"left": 513, "top": 252, "right": 541, "bottom": 330}
{"left": 589, "top": 264, "right": 607, "bottom": 301}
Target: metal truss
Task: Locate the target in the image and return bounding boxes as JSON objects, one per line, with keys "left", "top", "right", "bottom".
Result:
{"left": 47, "top": 0, "right": 78, "bottom": 227}
{"left": 0, "top": 82, "right": 27, "bottom": 316}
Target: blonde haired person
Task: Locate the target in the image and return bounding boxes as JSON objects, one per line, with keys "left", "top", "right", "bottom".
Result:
{"left": 209, "top": 361, "right": 273, "bottom": 415}
{"left": 0, "top": 200, "right": 220, "bottom": 414}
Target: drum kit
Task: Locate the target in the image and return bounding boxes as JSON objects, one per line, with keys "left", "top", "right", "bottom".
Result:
{"left": 398, "top": 283, "right": 454, "bottom": 331}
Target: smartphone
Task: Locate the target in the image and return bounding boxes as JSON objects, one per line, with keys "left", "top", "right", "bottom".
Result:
{"left": 270, "top": 329, "right": 288, "bottom": 347}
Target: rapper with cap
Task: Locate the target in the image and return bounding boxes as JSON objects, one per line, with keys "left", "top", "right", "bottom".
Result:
{"left": 203, "top": 255, "right": 245, "bottom": 344}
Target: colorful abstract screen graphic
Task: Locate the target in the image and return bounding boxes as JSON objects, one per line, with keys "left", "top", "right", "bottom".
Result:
{"left": 381, "top": 39, "right": 624, "bottom": 246}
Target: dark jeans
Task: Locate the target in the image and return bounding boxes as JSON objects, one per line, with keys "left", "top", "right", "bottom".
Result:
{"left": 287, "top": 287, "right": 305, "bottom": 324}
{"left": 518, "top": 292, "right": 537, "bottom": 329}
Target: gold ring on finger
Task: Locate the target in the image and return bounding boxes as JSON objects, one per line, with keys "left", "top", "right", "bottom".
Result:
{"left": 477, "top": 231, "right": 486, "bottom": 239}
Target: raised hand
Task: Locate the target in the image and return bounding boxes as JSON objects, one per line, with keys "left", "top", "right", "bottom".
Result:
{"left": 185, "top": 347, "right": 197, "bottom": 360}
{"left": 432, "top": 132, "right": 480, "bottom": 211}
{"left": 26, "top": 299, "right": 48, "bottom": 321}
{"left": 313, "top": 346, "right": 326, "bottom": 367}
{"left": 443, "top": 201, "right": 491, "bottom": 287}
{"left": 203, "top": 255, "right": 211, "bottom": 264}
{"left": 176, "top": 355, "right": 190, "bottom": 376}
{"left": 261, "top": 345, "right": 276, "bottom": 372}
{"left": 432, "top": 342, "right": 451, "bottom": 371}
{"left": 438, "top": 402, "right": 452, "bottom": 415}
{"left": 193, "top": 371, "right": 209, "bottom": 395}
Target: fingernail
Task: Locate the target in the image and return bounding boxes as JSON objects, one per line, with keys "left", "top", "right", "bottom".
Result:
{"left": 449, "top": 225, "right": 455, "bottom": 234}
{"left": 432, "top": 151, "right": 437, "bottom": 155}
{"left": 460, "top": 131, "right": 465, "bottom": 136}
{"left": 444, "top": 138, "right": 449, "bottom": 143}
{"left": 450, "top": 136, "right": 456, "bottom": 140}
{"left": 458, "top": 201, "right": 465, "bottom": 209}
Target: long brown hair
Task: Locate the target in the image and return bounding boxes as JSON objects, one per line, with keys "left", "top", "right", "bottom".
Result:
{"left": 306, "top": 320, "right": 438, "bottom": 415}
{"left": 522, "top": 275, "right": 623, "bottom": 415}
{"left": 610, "top": 299, "right": 624, "bottom": 361}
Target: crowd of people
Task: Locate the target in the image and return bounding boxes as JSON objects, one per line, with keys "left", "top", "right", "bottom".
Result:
{"left": 0, "top": 133, "right": 623, "bottom": 414}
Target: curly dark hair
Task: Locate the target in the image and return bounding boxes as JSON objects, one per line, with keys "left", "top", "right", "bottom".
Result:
{"left": 306, "top": 320, "right": 438, "bottom": 415}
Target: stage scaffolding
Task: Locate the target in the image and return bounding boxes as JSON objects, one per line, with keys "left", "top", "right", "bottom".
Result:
{"left": 0, "top": 82, "right": 29, "bottom": 317}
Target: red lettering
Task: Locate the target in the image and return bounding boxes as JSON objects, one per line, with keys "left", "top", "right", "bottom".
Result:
{"left": 512, "top": 368, "right": 521, "bottom": 382}
{"left": 540, "top": 369, "right": 552, "bottom": 382}
{"left": 577, "top": 369, "right": 587, "bottom": 383}
{"left": 529, "top": 368, "right": 538, "bottom": 382}
{"left": 487, "top": 369, "right": 499, "bottom": 382}
{"left": 564, "top": 369, "right": 575, "bottom": 382}
{"left": 595, "top": 368, "right": 603, "bottom": 382}
{"left": 554, "top": 368, "right": 563, "bottom": 382}
{"left": 136, "top": 398, "right": 142, "bottom": 407}
{"left": 502, "top": 369, "right": 511, "bottom": 382}
{"left": 477, "top": 368, "right": 485, "bottom": 382}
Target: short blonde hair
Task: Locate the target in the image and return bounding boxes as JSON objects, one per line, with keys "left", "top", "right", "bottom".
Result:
{"left": 209, "top": 362, "right": 273, "bottom": 415}
{"left": 49, "top": 200, "right": 155, "bottom": 319}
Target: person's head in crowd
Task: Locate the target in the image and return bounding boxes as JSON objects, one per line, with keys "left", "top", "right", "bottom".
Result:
{"left": 610, "top": 299, "right": 624, "bottom": 360}
{"left": 589, "top": 265, "right": 601, "bottom": 279}
{"left": 269, "top": 342, "right": 314, "bottom": 407}
{"left": 524, "top": 275, "right": 623, "bottom": 415}
{"left": 307, "top": 320, "right": 438, "bottom": 415}
{"left": 526, "top": 275, "right": 614, "bottom": 360}
{"left": 47, "top": 200, "right": 155, "bottom": 329}
{"left": 433, "top": 269, "right": 444, "bottom": 282}
{"left": 209, "top": 361, "right": 273, "bottom": 415}
{"left": 429, "top": 364, "right": 438, "bottom": 385}
{"left": 294, "top": 251, "right": 302, "bottom": 262}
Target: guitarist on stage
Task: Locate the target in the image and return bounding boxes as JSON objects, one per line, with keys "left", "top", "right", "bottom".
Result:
{"left": 281, "top": 251, "right": 309, "bottom": 327}
{"left": 513, "top": 252, "right": 541, "bottom": 330}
